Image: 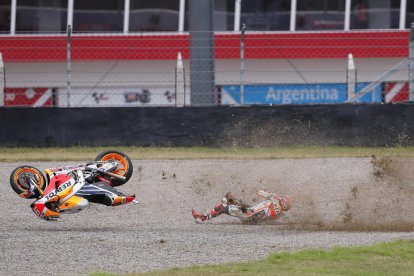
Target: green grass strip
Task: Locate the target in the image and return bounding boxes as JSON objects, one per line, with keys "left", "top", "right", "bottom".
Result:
{"left": 90, "top": 239, "right": 414, "bottom": 276}
{"left": 2, "top": 146, "right": 414, "bottom": 161}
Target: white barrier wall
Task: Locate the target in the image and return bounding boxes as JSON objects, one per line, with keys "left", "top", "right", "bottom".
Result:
{"left": 0, "top": 53, "right": 4, "bottom": 106}
{"left": 4, "top": 58, "right": 407, "bottom": 88}
{"left": 2, "top": 57, "right": 409, "bottom": 106}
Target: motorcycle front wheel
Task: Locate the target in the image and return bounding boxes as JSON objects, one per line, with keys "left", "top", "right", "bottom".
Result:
{"left": 9, "top": 165, "right": 47, "bottom": 199}
{"left": 95, "top": 150, "right": 133, "bottom": 186}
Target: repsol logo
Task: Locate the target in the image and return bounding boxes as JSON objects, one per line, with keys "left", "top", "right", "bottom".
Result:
{"left": 45, "top": 181, "right": 72, "bottom": 200}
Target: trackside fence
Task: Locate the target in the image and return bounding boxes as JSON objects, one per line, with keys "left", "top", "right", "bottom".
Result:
{"left": 0, "top": 26, "right": 413, "bottom": 107}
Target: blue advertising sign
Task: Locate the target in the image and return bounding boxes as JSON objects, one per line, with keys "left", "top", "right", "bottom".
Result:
{"left": 221, "top": 83, "right": 381, "bottom": 105}
{"left": 355, "top": 83, "right": 382, "bottom": 103}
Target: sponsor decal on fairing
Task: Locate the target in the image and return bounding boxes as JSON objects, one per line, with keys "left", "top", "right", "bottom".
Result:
{"left": 44, "top": 181, "right": 72, "bottom": 201}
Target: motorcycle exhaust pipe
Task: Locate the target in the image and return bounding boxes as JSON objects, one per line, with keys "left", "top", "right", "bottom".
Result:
{"left": 103, "top": 171, "right": 126, "bottom": 181}
{"left": 86, "top": 167, "right": 127, "bottom": 181}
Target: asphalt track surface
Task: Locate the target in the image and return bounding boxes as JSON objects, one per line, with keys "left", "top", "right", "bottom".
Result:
{"left": 1, "top": 159, "right": 413, "bottom": 276}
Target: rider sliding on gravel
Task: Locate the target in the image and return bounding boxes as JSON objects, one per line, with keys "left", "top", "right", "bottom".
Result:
{"left": 192, "top": 190, "right": 292, "bottom": 224}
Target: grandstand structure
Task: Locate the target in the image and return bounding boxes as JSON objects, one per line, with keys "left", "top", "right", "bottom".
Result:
{"left": 0, "top": 0, "right": 413, "bottom": 107}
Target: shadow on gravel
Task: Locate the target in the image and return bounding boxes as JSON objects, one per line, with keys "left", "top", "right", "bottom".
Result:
{"left": 31, "top": 226, "right": 120, "bottom": 233}
{"left": 214, "top": 222, "right": 414, "bottom": 232}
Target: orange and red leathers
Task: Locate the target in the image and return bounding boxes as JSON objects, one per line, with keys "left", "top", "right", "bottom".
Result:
{"left": 193, "top": 190, "right": 292, "bottom": 224}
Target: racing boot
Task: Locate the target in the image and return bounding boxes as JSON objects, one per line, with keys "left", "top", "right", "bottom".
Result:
{"left": 192, "top": 199, "right": 226, "bottom": 222}
{"left": 192, "top": 210, "right": 208, "bottom": 221}
{"left": 192, "top": 208, "right": 221, "bottom": 221}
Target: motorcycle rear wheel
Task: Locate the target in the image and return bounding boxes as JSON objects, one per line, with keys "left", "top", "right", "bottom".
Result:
{"left": 9, "top": 165, "right": 47, "bottom": 199}
{"left": 95, "top": 150, "right": 133, "bottom": 186}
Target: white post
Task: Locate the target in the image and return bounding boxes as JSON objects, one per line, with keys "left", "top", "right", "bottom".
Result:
{"left": 345, "top": 0, "right": 351, "bottom": 31}
{"left": 240, "top": 23, "right": 246, "bottom": 105}
{"left": 400, "top": 0, "right": 407, "bottom": 30}
{"left": 409, "top": 23, "right": 414, "bottom": 101}
{"left": 347, "top": 53, "right": 356, "bottom": 100}
{"left": 178, "top": 0, "right": 185, "bottom": 32}
{"left": 67, "top": 25, "right": 72, "bottom": 107}
{"left": 0, "top": 53, "right": 4, "bottom": 106}
{"left": 175, "top": 52, "right": 185, "bottom": 107}
{"left": 124, "top": 0, "right": 130, "bottom": 33}
{"left": 10, "top": 0, "right": 16, "bottom": 34}
{"left": 234, "top": 0, "right": 241, "bottom": 31}
{"left": 67, "top": 0, "right": 74, "bottom": 28}
{"left": 290, "top": 0, "right": 297, "bottom": 31}
{"left": 346, "top": 59, "right": 407, "bottom": 103}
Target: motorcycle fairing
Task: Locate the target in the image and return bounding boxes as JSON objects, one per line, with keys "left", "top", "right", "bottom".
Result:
{"left": 42, "top": 174, "right": 74, "bottom": 199}
{"left": 59, "top": 196, "right": 89, "bottom": 213}
{"left": 42, "top": 173, "right": 84, "bottom": 204}
{"left": 31, "top": 200, "right": 60, "bottom": 220}
{"left": 76, "top": 182, "right": 135, "bottom": 207}
{"left": 31, "top": 173, "right": 82, "bottom": 220}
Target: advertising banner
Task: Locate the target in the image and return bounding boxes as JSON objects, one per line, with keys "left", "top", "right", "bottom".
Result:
{"left": 58, "top": 87, "right": 188, "bottom": 107}
{"left": 221, "top": 83, "right": 381, "bottom": 105}
{"left": 4, "top": 88, "right": 57, "bottom": 107}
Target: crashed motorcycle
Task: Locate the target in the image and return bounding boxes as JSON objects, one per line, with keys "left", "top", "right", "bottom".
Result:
{"left": 9, "top": 150, "right": 137, "bottom": 221}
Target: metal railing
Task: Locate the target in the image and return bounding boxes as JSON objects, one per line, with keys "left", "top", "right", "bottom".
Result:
{"left": 0, "top": 26, "right": 412, "bottom": 107}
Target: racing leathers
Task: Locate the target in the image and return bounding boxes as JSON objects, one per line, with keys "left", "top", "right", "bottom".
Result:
{"left": 192, "top": 190, "right": 292, "bottom": 224}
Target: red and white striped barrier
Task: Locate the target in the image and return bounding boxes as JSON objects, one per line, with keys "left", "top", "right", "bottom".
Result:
{"left": 384, "top": 82, "right": 409, "bottom": 103}
{"left": 4, "top": 88, "right": 56, "bottom": 107}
